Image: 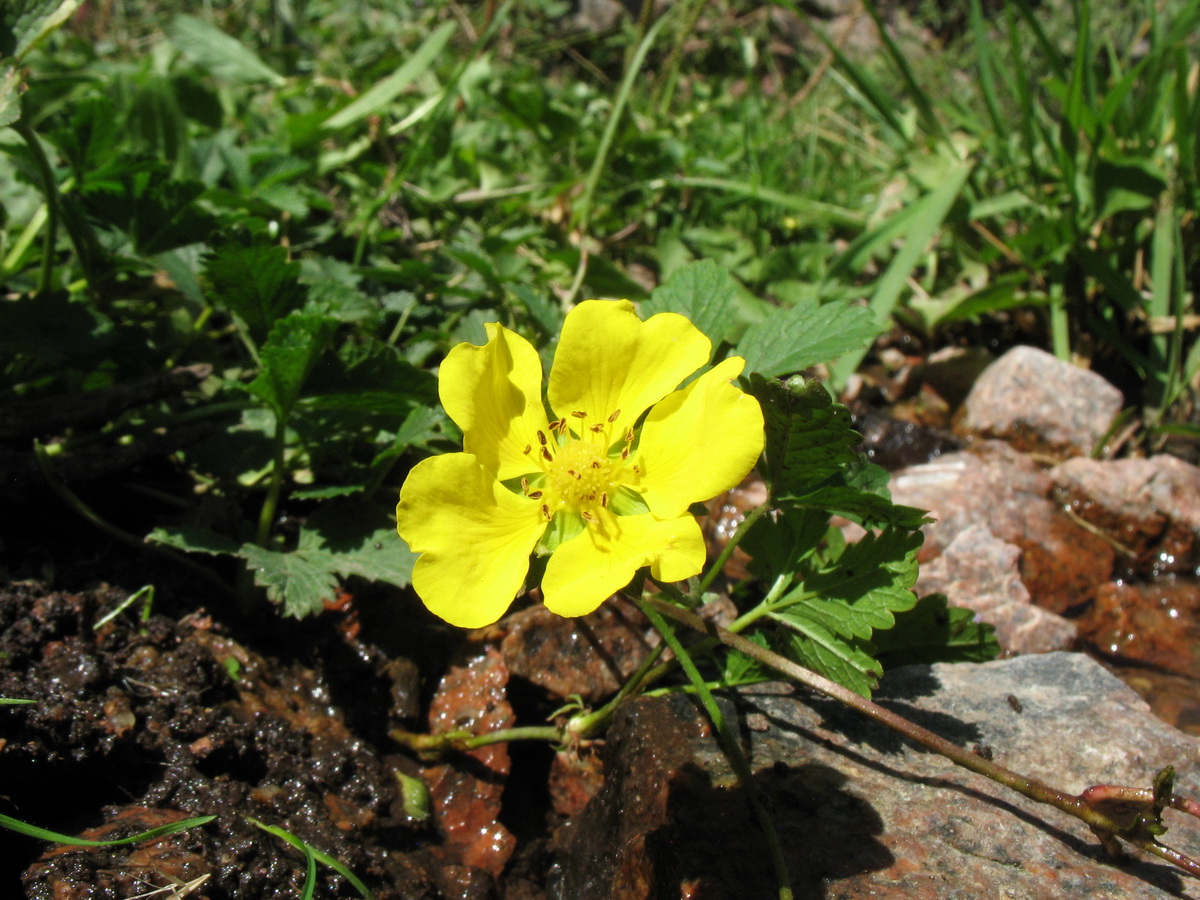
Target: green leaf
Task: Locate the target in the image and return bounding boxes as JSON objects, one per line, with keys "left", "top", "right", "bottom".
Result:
{"left": 0, "top": 65, "right": 21, "bottom": 127}
{"left": 146, "top": 526, "right": 242, "bottom": 556}
{"left": 238, "top": 502, "right": 414, "bottom": 618}
{"left": 1093, "top": 155, "right": 1167, "bottom": 221}
{"left": 780, "top": 624, "right": 881, "bottom": 700}
{"left": 784, "top": 486, "right": 931, "bottom": 531}
{"left": 721, "top": 630, "right": 771, "bottom": 687}
{"left": 247, "top": 313, "right": 337, "bottom": 417}
{"left": 767, "top": 527, "right": 922, "bottom": 696}
{"left": 746, "top": 374, "right": 860, "bottom": 498}
{"left": 322, "top": 21, "right": 456, "bottom": 131}
{"left": 643, "top": 259, "right": 739, "bottom": 352}
{"left": 299, "top": 500, "right": 416, "bottom": 588}
{"left": 240, "top": 544, "right": 340, "bottom": 618}
{"left": 168, "top": 14, "right": 284, "bottom": 86}
{"left": 0, "top": 0, "right": 81, "bottom": 61}
{"left": 872, "top": 593, "right": 1001, "bottom": 669}
{"left": 738, "top": 299, "right": 881, "bottom": 379}
{"left": 204, "top": 243, "right": 307, "bottom": 342}
{"left": 827, "top": 160, "right": 973, "bottom": 386}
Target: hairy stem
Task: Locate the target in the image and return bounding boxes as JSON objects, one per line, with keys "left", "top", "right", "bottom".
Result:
{"left": 642, "top": 594, "right": 1200, "bottom": 877}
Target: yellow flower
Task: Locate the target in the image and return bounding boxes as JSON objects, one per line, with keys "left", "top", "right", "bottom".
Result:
{"left": 396, "top": 299, "right": 764, "bottom": 628}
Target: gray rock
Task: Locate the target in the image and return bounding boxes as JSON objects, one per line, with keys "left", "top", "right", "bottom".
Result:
{"left": 917, "top": 523, "right": 1076, "bottom": 653}
{"left": 956, "top": 345, "right": 1124, "bottom": 458}
{"left": 554, "top": 653, "right": 1200, "bottom": 899}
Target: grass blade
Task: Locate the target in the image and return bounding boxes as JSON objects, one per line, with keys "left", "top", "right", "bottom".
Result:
{"left": 0, "top": 812, "right": 216, "bottom": 847}
{"left": 829, "top": 160, "right": 973, "bottom": 386}
{"left": 322, "top": 21, "right": 456, "bottom": 131}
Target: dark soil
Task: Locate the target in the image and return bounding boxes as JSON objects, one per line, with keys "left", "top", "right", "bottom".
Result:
{"left": 0, "top": 567, "right": 553, "bottom": 899}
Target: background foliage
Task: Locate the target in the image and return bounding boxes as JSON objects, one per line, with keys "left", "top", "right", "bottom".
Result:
{"left": 0, "top": 0, "right": 1194, "bottom": 685}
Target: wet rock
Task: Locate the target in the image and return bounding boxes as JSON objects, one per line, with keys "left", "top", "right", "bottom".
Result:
{"left": 1077, "top": 581, "right": 1200, "bottom": 679}
{"left": 702, "top": 476, "right": 768, "bottom": 582}
{"left": 555, "top": 653, "right": 1200, "bottom": 899}
{"left": 423, "top": 647, "right": 517, "bottom": 880}
{"left": 955, "top": 345, "right": 1124, "bottom": 458}
{"left": 914, "top": 345, "right": 995, "bottom": 409}
{"left": 1115, "top": 668, "right": 1200, "bottom": 737}
{"left": 1052, "top": 455, "right": 1200, "bottom": 576}
{"left": 916, "top": 524, "right": 1076, "bottom": 653}
{"left": 498, "top": 597, "right": 654, "bottom": 703}
{"left": 852, "top": 405, "right": 960, "bottom": 470}
{"left": 890, "top": 443, "right": 1114, "bottom": 613}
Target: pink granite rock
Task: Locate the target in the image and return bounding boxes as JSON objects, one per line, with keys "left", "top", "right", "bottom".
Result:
{"left": 890, "top": 443, "right": 1114, "bottom": 613}
{"left": 1052, "top": 454, "right": 1200, "bottom": 576}
{"left": 916, "top": 524, "right": 1076, "bottom": 653}
{"left": 955, "top": 345, "right": 1124, "bottom": 458}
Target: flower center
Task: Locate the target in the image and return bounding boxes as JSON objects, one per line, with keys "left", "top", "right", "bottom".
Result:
{"left": 546, "top": 439, "right": 614, "bottom": 512}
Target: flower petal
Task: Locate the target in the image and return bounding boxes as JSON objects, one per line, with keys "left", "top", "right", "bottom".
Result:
{"left": 397, "top": 453, "right": 546, "bottom": 628}
{"left": 630, "top": 356, "right": 764, "bottom": 519}
{"left": 547, "top": 300, "right": 710, "bottom": 441}
{"left": 541, "top": 512, "right": 705, "bottom": 617}
{"left": 438, "top": 323, "right": 548, "bottom": 480}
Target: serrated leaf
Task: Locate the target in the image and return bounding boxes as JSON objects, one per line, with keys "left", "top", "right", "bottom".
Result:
{"left": 298, "top": 500, "right": 415, "bottom": 589}
{"left": 780, "top": 624, "right": 881, "bottom": 698}
{"left": 146, "top": 526, "right": 242, "bottom": 556}
{"left": 203, "top": 243, "right": 307, "bottom": 341}
{"left": 766, "top": 527, "right": 922, "bottom": 696}
{"left": 785, "top": 486, "right": 931, "bottom": 530}
{"left": 742, "top": 506, "right": 829, "bottom": 581}
{"left": 746, "top": 374, "right": 860, "bottom": 497}
{"left": 788, "top": 526, "right": 922, "bottom": 609}
{"left": 240, "top": 545, "right": 339, "bottom": 618}
{"left": 246, "top": 313, "right": 336, "bottom": 417}
{"left": 738, "top": 299, "right": 880, "bottom": 378}
{"left": 643, "top": 259, "right": 739, "bottom": 351}
{"left": 721, "top": 630, "right": 771, "bottom": 687}
{"left": 872, "top": 593, "right": 1001, "bottom": 669}
{"left": 168, "top": 14, "right": 284, "bottom": 86}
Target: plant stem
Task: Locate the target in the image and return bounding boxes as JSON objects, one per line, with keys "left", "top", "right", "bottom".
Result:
{"left": 254, "top": 413, "right": 289, "bottom": 547}
{"left": 12, "top": 119, "right": 60, "bottom": 295}
{"left": 636, "top": 596, "right": 794, "bottom": 900}
{"left": 642, "top": 594, "right": 1200, "bottom": 877}
{"left": 696, "top": 501, "right": 770, "bottom": 595}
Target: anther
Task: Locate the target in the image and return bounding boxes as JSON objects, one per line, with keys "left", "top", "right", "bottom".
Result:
{"left": 521, "top": 477, "right": 530, "bottom": 493}
{"left": 567, "top": 470, "right": 582, "bottom": 480}
{"left": 571, "top": 410, "right": 587, "bottom": 419}
{"left": 528, "top": 490, "right": 543, "bottom": 499}
{"left": 620, "top": 447, "right": 630, "bottom": 460}
{"left": 581, "top": 510, "right": 597, "bottom": 523}
{"left": 523, "top": 444, "right": 532, "bottom": 455}
{"left": 600, "top": 493, "right": 608, "bottom": 508}
{"left": 590, "top": 460, "right": 601, "bottom": 469}
{"left": 537, "top": 431, "right": 548, "bottom": 446}
{"left": 541, "top": 504, "right": 552, "bottom": 520}
{"left": 632, "top": 464, "right": 641, "bottom": 475}
{"left": 608, "top": 409, "right": 621, "bottom": 423}
{"left": 590, "top": 423, "right": 605, "bottom": 433}
{"left": 624, "top": 426, "right": 635, "bottom": 443}
{"left": 541, "top": 447, "right": 553, "bottom": 462}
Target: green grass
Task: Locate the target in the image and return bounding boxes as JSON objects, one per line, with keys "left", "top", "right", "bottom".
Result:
{"left": 2, "top": 0, "right": 1196, "bottom": 615}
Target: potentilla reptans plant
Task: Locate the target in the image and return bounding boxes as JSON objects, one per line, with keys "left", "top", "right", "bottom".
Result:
{"left": 393, "top": 295, "right": 1200, "bottom": 898}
